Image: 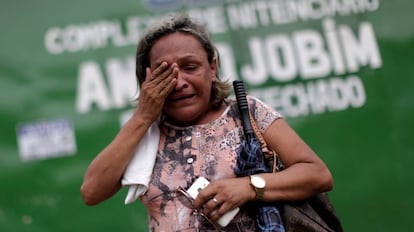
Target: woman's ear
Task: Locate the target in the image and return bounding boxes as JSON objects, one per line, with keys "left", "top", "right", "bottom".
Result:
{"left": 211, "top": 56, "right": 218, "bottom": 81}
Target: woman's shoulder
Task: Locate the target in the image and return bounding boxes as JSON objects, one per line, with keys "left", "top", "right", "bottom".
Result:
{"left": 247, "top": 95, "right": 283, "bottom": 132}
{"left": 226, "top": 95, "right": 282, "bottom": 117}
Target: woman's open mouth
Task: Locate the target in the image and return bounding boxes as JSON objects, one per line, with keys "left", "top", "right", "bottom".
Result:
{"left": 169, "top": 94, "right": 195, "bottom": 102}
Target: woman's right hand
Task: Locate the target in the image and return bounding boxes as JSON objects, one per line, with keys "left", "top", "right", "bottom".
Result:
{"left": 134, "top": 62, "right": 178, "bottom": 123}
{"left": 81, "top": 62, "right": 178, "bottom": 205}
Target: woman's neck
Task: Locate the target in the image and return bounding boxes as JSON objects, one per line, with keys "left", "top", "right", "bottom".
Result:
{"left": 163, "top": 101, "right": 228, "bottom": 127}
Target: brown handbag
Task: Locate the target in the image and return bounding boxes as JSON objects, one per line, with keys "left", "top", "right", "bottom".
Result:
{"left": 249, "top": 114, "right": 344, "bottom": 232}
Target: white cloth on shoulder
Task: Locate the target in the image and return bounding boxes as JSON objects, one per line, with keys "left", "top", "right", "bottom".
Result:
{"left": 121, "top": 122, "right": 160, "bottom": 204}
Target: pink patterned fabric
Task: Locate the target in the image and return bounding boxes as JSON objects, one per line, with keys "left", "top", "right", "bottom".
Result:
{"left": 140, "top": 96, "right": 282, "bottom": 231}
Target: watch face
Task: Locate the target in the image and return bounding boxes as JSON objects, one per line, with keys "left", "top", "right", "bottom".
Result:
{"left": 252, "top": 176, "right": 265, "bottom": 188}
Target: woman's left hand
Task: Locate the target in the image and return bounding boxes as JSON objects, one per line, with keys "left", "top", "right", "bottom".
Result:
{"left": 192, "top": 177, "right": 254, "bottom": 222}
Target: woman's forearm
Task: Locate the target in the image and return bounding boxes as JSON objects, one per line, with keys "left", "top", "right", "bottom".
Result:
{"left": 259, "top": 161, "right": 333, "bottom": 202}
{"left": 80, "top": 116, "right": 153, "bottom": 205}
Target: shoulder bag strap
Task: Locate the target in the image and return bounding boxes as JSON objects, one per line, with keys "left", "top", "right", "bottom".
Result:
{"left": 249, "top": 112, "right": 281, "bottom": 173}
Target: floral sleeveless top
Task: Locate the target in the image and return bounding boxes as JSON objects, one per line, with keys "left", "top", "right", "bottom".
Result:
{"left": 140, "top": 96, "right": 282, "bottom": 231}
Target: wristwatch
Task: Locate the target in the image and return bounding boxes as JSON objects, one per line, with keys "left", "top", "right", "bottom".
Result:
{"left": 249, "top": 175, "right": 266, "bottom": 200}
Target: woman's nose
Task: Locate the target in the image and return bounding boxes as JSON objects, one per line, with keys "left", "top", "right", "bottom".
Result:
{"left": 174, "top": 70, "right": 188, "bottom": 91}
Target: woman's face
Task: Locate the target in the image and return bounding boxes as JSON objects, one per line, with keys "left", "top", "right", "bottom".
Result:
{"left": 149, "top": 32, "right": 218, "bottom": 126}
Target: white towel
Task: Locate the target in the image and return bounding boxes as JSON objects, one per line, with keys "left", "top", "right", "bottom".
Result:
{"left": 121, "top": 122, "right": 160, "bottom": 204}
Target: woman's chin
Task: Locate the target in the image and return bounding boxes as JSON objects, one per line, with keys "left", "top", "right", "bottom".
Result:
{"left": 164, "top": 108, "right": 202, "bottom": 125}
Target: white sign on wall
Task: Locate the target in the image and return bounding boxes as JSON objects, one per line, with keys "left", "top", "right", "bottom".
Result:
{"left": 16, "top": 118, "right": 77, "bottom": 162}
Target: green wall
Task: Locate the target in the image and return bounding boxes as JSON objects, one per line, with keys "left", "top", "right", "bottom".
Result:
{"left": 1, "top": 0, "right": 413, "bottom": 231}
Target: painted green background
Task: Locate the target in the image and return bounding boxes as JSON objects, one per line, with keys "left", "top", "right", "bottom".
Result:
{"left": 1, "top": 0, "right": 413, "bottom": 231}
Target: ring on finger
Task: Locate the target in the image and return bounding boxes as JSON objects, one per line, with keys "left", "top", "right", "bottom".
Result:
{"left": 212, "top": 197, "right": 219, "bottom": 204}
